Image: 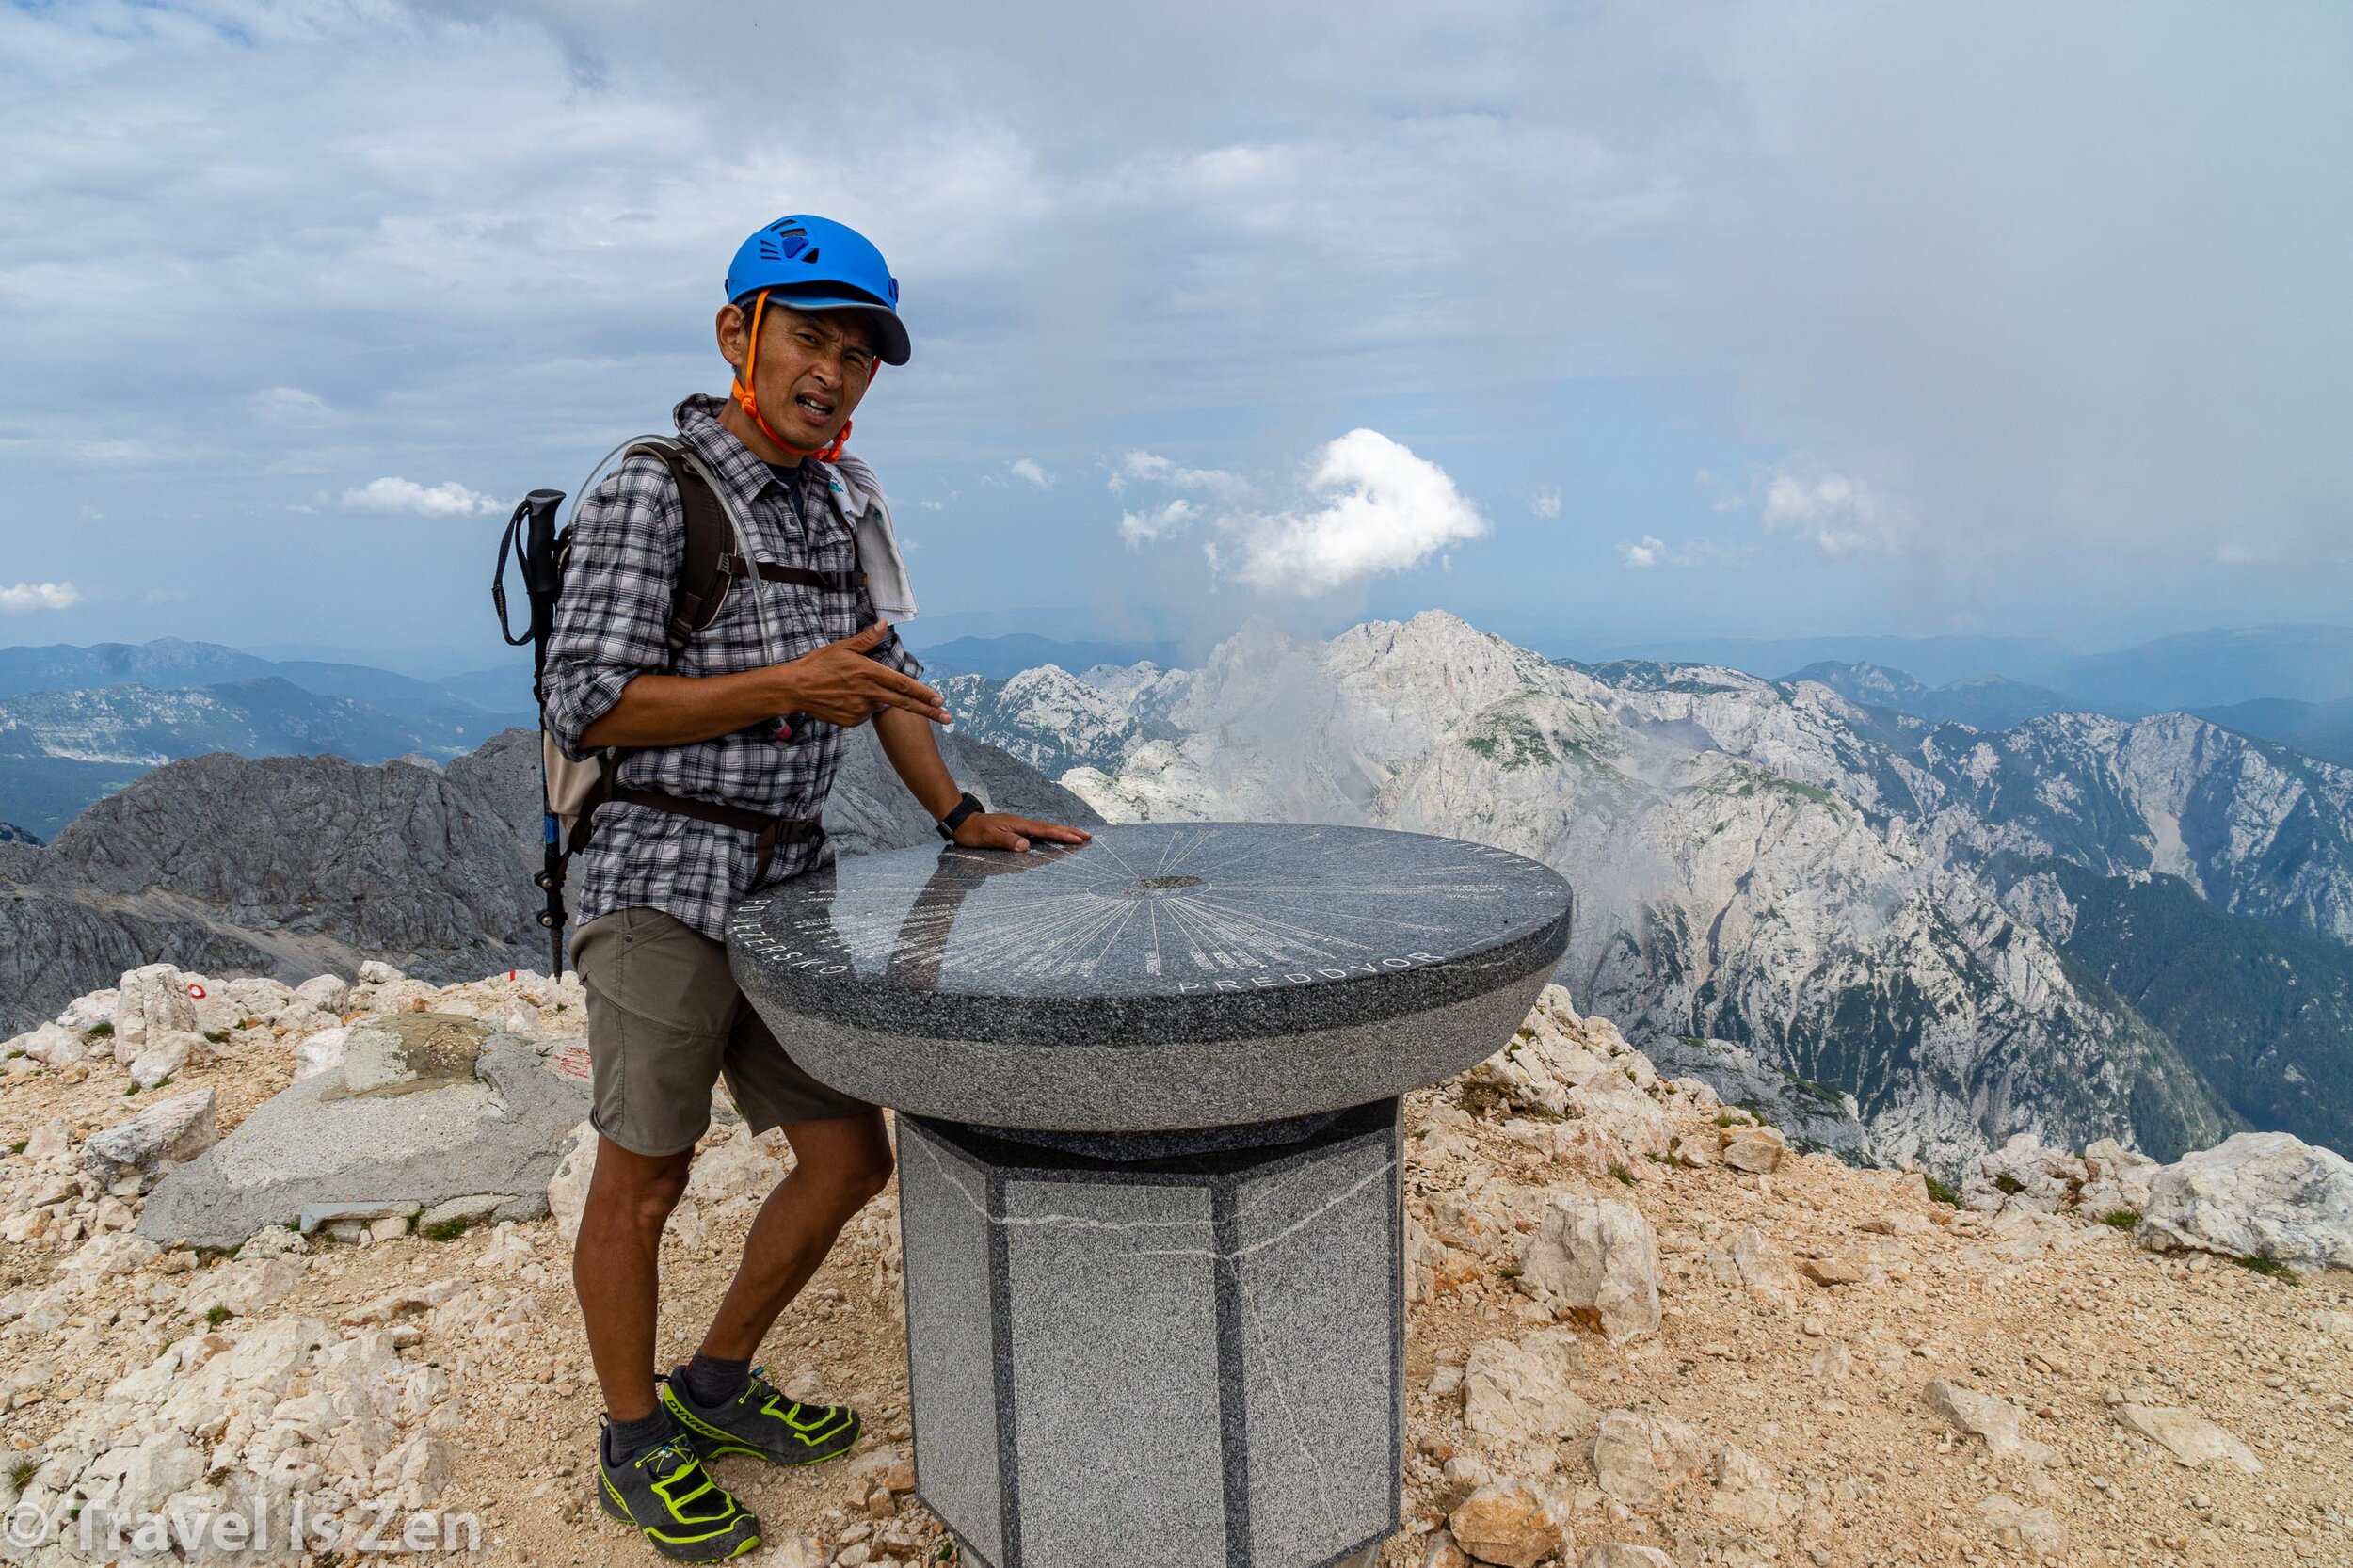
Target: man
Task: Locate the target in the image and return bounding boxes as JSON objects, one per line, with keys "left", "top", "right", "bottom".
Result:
{"left": 542, "top": 213, "right": 1091, "bottom": 1561}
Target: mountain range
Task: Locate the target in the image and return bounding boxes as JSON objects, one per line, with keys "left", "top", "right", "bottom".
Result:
{"left": 0, "top": 640, "right": 535, "bottom": 837}
{"left": 937, "top": 613, "right": 2353, "bottom": 1169}
{"left": 0, "top": 724, "right": 1099, "bottom": 1038}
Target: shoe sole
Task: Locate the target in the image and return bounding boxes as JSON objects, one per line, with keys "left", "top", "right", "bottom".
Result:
{"left": 596, "top": 1473, "right": 763, "bottom": 1562}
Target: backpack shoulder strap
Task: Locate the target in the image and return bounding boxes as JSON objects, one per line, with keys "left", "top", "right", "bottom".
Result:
{"left": 624, "top": 438, "right": 734, "bottom": 661}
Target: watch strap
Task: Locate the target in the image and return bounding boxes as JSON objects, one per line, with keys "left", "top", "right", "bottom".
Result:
{"left": 937, "top": 791, "right": 986, "bottom": 841}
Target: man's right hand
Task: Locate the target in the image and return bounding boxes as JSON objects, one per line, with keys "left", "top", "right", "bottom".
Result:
{"left": 774, "top": 621, "right": 950, "bottom": 728}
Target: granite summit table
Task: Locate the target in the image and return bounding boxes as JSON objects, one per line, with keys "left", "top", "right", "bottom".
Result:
{"left": 729, "top": 822, "right": 1572, "bottom": 1568}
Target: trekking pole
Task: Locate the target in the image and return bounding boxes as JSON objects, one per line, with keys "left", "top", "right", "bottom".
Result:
{"left": 495, "top": 488, "right": 571, "bottom": 977}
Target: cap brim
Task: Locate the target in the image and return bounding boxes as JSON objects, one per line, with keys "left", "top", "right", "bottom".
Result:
{"left": 747, "top": 290, "right": 910, "bottom": 365}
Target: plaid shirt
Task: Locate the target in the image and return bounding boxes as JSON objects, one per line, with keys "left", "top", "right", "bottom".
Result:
{"left": 542, "top": 394, "right": 923, "bottom": 942}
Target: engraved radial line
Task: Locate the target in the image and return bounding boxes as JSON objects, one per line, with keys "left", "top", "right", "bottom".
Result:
{"left": 1166, "top": 895, "right": 1378, "bottom": 953}
{"left": 1086, "top": 836, "right": 1144, "bottom": 877}
{"left": 1163, "top": 897, "right": 1365, "bottom": 961}
{"left": 1176, "top": 895, "right": 1458, "bottom": 942}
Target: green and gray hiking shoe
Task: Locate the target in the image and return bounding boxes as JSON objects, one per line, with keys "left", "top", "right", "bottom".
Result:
{"left": 596, "top": 1429, "right": 761, "bottom": 1562}
{"left": 660, "top": 1366, "right": 861, "bottom": 1467}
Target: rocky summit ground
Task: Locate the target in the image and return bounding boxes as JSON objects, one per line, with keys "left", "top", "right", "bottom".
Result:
{"left": 2, "top": 970, "right": 2350, "bottom": 1568}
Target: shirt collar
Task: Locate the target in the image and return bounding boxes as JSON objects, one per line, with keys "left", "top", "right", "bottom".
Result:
{"left": 672, "top": 393, "right": 826, "bottom": 513}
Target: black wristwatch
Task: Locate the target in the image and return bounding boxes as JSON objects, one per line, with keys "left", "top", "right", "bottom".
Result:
{"left": 936, "top": 792, "right": 986, "bottom": 841}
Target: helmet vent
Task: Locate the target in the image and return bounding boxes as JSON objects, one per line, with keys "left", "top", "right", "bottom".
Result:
{"left": 802, "top": 248, "right": 820, "bottom": 263}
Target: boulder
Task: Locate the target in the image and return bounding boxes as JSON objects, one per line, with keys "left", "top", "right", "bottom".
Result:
{"left": 2136, "top": 1132, "right": 2353, "bottom": 1270}
{"left": 1463, "top": 1326, "right": 1593, "bottom": 1448}
{"left": 128, "top": 1030, "right": 200, "bottom": 1090}
{"left": 111, "top": 963, "right": 199, "bottom": 1054}
{"left": 1448, "top": 1481, "right": 1562, "bottom": 1568}
{"left": 1703, "top": 1225, "right": 1799, "bottom": 1304}
{"left": 1922, "top": 1380, "right": 2052, "bottom": 1464}
{"left": 1519, "top": 1194, "right": 1660, "bottom": 1342}
{"left": 136, "top": 1020, "right": 587, "bottom": 1249}
{"left": 83, "top": 1089, "right": 217, "bottom": 1190}
{"left": 1719, "top": 1127, "right": 1788, "bottom": 1175}
{"left": 13, "top": 1022, "right": 86, "bottom": 1066}
{"left": 2112, "top": 1405, "right": 2262, "bottom": 1473}
{"left": 1590, "top": 1410, "right": 1710, "bottom": 1506}
{"left": 294, "top": 973, "right": 350, "bottom": 1015}
{"left": 2077, "top": 1137, "right": 2159, "bottom": 1217}
{"left": 1705, "top": 1443, "right": 1790, "bottom": 1530}
{"left": 294, "top": 1026, "right": 350, "bottom": 1080}
{"left": 1962, "top": 1131, "right": 2085, "bottom": 1215}
{"left": 1976, "top": 1496, "right": 2065, "bottom": 1555}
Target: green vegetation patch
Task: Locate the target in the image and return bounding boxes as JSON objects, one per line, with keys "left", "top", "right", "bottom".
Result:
{"left": 2234, "top": 1253, "right": 2300, "bottom": 1284}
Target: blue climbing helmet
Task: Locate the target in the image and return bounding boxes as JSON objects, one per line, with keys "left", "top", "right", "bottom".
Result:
{"left": 724, "top": 214, "right": 909, "bottom": 365}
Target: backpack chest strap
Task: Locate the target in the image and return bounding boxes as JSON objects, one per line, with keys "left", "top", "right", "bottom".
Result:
{"left": 719, "top": 554, "right": 864, "bottom": 593}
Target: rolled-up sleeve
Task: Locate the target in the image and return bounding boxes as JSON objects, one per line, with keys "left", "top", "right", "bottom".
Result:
{"left": 542, "top": 458, "right": 681, "bottom": 761}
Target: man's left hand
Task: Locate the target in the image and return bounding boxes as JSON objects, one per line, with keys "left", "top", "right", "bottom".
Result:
{"left": 953, "top": 813, "right": 1093, "bottom": 853}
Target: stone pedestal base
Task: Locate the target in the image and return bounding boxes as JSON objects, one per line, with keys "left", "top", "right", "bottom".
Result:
{"left": 895, "top": 1100, "right": 1403, "bottom": 1568}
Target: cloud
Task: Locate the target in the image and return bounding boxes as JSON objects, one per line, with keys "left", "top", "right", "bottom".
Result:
{"left": 1619, "top": 536, "right": 1664, "bottom": 568}
{"left": 1759, "top": 462, "right": 1903, "bottom": 558}
{"left": 1206, "top": 429, "right": 1489, "bottom": 595}
{"left": 1008, "top": 457, "right": 1053, "bottom": 488}
{"left": 1118, "top": 499, "right": 1196, "bottom": 548}
{"left": 1110, "top": 451, "right": 1251, "bottom": 502}
{"left": 0, "top": 582, "right": 81, "bottom": 613}
{"left": 1530, "top": 488, "right": 1562, "bottom": 519}
{"left": 341, "top": 477, "right": 504, "bottom": 517}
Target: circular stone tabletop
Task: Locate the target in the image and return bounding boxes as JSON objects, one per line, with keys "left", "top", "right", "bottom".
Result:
{"left": 728, "top": 822, "right": 1572, "bottom": 1131}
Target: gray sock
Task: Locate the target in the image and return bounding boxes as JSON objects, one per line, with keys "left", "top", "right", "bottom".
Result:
{"left": 679, "top": 1352, "right": 750, "bottom": 1409}
{"left": 603, "top": 1407, "right": 678, "bottom": 1465}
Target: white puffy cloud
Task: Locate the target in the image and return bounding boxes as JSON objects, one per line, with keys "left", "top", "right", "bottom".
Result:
{"left": 1759, "top": 463, "right": 1903, "bottom": 558}
{"left": 1110, "top": 451, "right": 1251, "bottom": 501}
{"left": 0, "top": 582, "right": 81, "bottom": 613}
{"left": 1206, "top": 429, "right": 1489, "bottom": 596}
{"left": 1530, "top": 488, "right": 1562, "bottom": 519}
{"left": 1118, "top": 498, "right": 1195, "bottom": 547}
{"left": 1619, "top": 536, "right": 1664, "bottom": 568}
{"left": 342, "top": 478, "right": 504, "bottom": 517}
{"left": 1008, "top": 457, "right": 1053, "bottom": 488}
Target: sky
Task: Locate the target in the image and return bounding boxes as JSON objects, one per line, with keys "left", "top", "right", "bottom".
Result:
{"left": 2, "top": 0, "right": 2349, "bottom": 671}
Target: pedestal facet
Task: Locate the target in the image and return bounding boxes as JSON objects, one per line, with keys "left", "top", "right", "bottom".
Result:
{"left": 897, "top": 1101, "right": 1403, "bottom": 1568}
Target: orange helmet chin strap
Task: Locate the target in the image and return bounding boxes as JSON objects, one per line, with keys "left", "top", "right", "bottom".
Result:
{"left": 730, "top": 289, "right": 864, "bottom": 463}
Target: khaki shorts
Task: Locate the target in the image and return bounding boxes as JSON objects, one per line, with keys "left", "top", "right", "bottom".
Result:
{"left": 573, "top": 906, "right": 873, "bottom": 1157}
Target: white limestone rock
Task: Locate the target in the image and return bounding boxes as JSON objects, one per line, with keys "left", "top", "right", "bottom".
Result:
{"left": 294, "top": 972, "right": 351, "bottom": 1016}
{"left": 1703, "top": 1225, "right": 1799, "bottom": 1304}
{"left": 112, "top": 963, "right": 200, "bottom": 1054}
{"left": 1590, "top": 1409, "right": 1711, "bottom": 1507}
{"left": 128, "top": 1029, "right": 200, "bottom": 1090}
{"left": 1977, "top": 1495, "right": 2066, "bottom": 1555}
{"left": 2136, "top": 1132, "right": 2353, "bottom": 1270}
{"left": 293, "top": 1026, "right": 350, "bottom": 1081}
{"left": 1519, "top": 1193, "right": 1660, "bottom": 1343}
{"left": 2077, "top": 1137, "right": 2159, "bottom": 1217}
{"left": 1962, "top": 1131, "right": 2085, "bottom": 1214}
{"left": 83, "top": 1088, "right": 217, "bottom": 1190}
{"left": 1462, "top": 1326, "right": 1593, "bottom": 1448}
{"left": 1923, "top": 1380, "right": 2052, "bottom": 1465}
{"left": 2113, "top": 1405, "right": 2262, "bottom": 1473}
{"left": 13, "top": 1022, "right": 87, "bottom": 1066}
